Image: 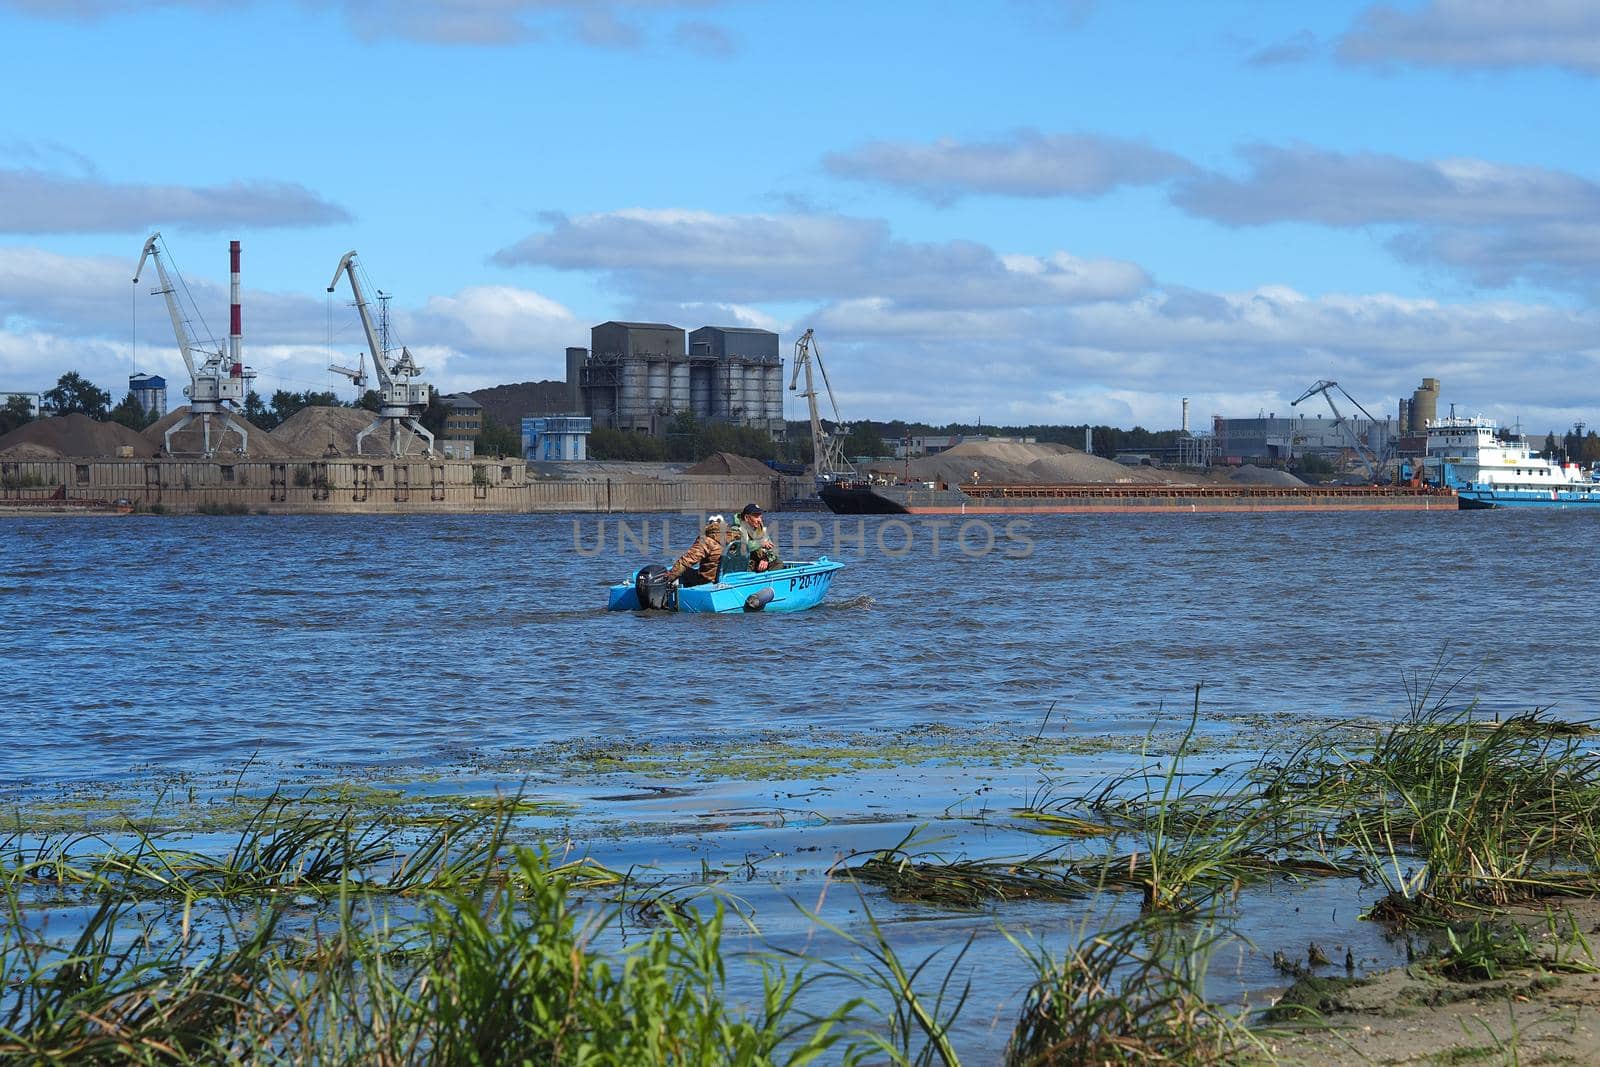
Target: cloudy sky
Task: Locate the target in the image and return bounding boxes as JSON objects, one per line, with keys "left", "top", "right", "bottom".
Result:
{"left": 3, "top": 0, "right": 1600, "bottom": 433}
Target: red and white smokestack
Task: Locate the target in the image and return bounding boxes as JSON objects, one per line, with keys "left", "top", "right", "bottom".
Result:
{"left": 229, "top": 240, "right": 242, "bottom": 375}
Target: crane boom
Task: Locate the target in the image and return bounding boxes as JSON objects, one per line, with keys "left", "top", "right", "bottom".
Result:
{"left": 133, "top": 233, "right": 202, "bottom": 382}
{"left": 326, "top": 251, "right": 434, "bottom": 457}
{"left": 327, "top": 252, "right": 394, "bottom": 392}
{"left": 789, "top": 329, "right": 852, "bottom": 485}
{"left": 1290, "top": 378, "right": 1390, "bottom": 482}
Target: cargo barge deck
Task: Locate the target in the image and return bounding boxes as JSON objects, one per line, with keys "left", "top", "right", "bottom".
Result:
{"left": 822, "top": 482, "right": 1456, "bottom": 514}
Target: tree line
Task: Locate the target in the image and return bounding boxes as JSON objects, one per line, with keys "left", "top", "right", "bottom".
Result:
{"left": 0, "top": 371, "right": 523, "bottom": 457}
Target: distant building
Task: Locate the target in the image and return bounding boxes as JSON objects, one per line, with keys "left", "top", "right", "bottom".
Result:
{"left": 573, "top": 322, "right": 784, "bottom": 438}
{"left": 129, "top": 373, "right": 167, "bottom": 417}
{"left": 0, "top": 391, "right": 43, "bottom": 416}
{"left": 523, "top": 415, "right": 591, "bottom": 462}
{"left": 440, "top": 393, "right": 483, "bottom": 460}
{"left": 1214, "top": 414, "right": 1402, "bottom": 464}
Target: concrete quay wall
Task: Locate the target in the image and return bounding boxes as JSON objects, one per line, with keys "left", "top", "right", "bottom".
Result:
{"left": 0, "top": 457, "right": 806, "bottom": 514}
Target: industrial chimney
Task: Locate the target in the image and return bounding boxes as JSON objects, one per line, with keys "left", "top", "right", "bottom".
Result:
{"left": 229, "top": 240, "right": 242, "bottom": 376}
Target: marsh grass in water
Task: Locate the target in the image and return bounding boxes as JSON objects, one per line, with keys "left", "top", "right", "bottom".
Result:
{"left": 1003, "top": 910, "right": 1267, "bottom": 1067}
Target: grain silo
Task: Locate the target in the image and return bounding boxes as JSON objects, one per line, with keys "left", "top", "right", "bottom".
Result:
{"left": 1412, "top": 377, "right": 1440, "bottom": 431}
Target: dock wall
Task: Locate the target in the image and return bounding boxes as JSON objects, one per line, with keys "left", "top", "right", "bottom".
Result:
{"left": 0, "top": 458, "right": 810, "bottom": 514}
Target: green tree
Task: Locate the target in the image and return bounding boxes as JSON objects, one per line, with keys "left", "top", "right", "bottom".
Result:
{"left": 588, "top": 428, "right": 666, "bottom": 461}
{"left": 244, "top": 389, "right": 274, "bottom": 429}
{"left": 269, "top": 389, "right": 341, "bottom": 428}
{"left": 0, "top": 394, "right": 35, "bottom": 435}
{"left": 108, "top": 392, "right": 157, "bottom": 431}
{"left": 354, "top": 389, "right": 381, "bottom": 413}
{"left": 477, "top": 412, "right": 521, "bottom": 458}
{"left": 419, "top": 388, "right": 449, "bottom": 437}
{"left": 844, "top": 422, "right": 887, "bottom": 458}
{"left": 42, "top": 372, "right": 110, "bottom": 418}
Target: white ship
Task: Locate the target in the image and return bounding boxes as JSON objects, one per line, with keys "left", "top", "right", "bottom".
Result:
{"left": 1424, "top": 415, "right": 1600, "bottom": 509}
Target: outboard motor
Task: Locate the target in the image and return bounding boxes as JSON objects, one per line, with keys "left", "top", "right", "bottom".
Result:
{"left": 634, "top": 564, "right": 676, "bottom": 611}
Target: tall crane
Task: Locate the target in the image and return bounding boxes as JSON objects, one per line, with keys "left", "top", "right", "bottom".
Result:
{"left": 326, "top": 252, "right": 434, "bottom": 457}
{"left": 133, "top": 234, "right": 256, "bottom": 456}
{"left": 788, "top": 329, "right": 852, "bottom": 486}
{"left": 1290, "top": 379, "right": 1393, "bottom": 483}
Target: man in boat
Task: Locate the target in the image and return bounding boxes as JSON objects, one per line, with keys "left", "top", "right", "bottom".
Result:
{"left": 665, "top": 515, "right": 728, "bottom": 587}
{"left": 730, "top": 503, "right": 783, "bottom": 573}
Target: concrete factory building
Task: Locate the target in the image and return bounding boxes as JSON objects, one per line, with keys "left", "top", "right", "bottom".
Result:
{"left": 573, "top": 322, "right": 784, "bottom": 438}
{"left": 1215, "top": 380, "right": 1439, "bottom": 465}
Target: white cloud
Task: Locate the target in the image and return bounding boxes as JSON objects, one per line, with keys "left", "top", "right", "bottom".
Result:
{"left": 823, "top": 130, "right": 1192, "bottom": 205}
{"left": 1173, "top": 144, "right": 1600, "bottom": 293}
{"left": 0, "top": 1, "right": 740, "bottom": 52}
{"left": 495, "top": 208, "right": 1152, "bottom": 307}
{"left": 0, "top": 168, "right": 350, "bottom": 234}
{"left": 1174, "top": 144, "right": 1600, "bottom": 227}
{"left": 1338, "top": 0, "right": 1600, "bottom": 75}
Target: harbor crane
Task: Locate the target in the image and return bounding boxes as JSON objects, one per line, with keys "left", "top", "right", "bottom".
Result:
{"left": 133, "top": 234, "right": 256, "bottom": 456}
{"left": 788, "top": 329, "right": 853, "bottom": 487}
{"left": 1290, "top": 379, "right": 1393, "bottom": 483}
{"left": 326, "top": 252, "right": 434, "bottom": 457}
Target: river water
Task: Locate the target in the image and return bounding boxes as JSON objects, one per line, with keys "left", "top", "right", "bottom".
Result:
{"left": 1, "top": 508, "right": 1593, "bottom": 787}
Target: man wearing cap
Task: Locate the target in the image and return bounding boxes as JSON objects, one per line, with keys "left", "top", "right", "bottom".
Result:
{"left": 732, "top": 503, "right": 782, "bottom": 573}
{"left": 666, "top": 515, "right": 728, "bottom": 586}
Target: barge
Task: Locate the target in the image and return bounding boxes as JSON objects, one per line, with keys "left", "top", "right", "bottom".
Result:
{"left": 821, "top": 481, "right": 1455, "bottom": 514}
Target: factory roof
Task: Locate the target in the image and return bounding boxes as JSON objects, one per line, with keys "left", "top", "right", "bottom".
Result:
{"left": 594, "top": 320, "right": 679, "bottom": 330}
{"left": 693, "top": 325, "right": 778, "bottom": 336}
{"left": 443, "top": 393, "right": 483, "bottom": 411}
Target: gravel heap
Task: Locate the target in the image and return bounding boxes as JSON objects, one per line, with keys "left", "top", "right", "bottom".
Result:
{"left": 270, "top": 406, "right": 403, "bottom": 458}
{"left": 902, "top": 440, "right": 1179, "bottom": 486}
{"left": 683, "top": 452, "right": 775, "bottom": 477}
{"left": 0, "top": 414, "right": 157, "bottom": 459}
{"left": 1222, "top": 464, "right": 1307, "bottom": 487}
{"left": 145, "top": 407, "right": 290, "bottom": 458}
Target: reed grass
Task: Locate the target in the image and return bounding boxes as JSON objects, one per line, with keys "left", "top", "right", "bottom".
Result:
{"left": 1003, "top": 910, "right": 1264, "bottom": 1066}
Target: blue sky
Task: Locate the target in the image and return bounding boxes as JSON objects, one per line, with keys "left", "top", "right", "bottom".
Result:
{"left": 4, "top": 0, "right": 1600, "bottom": 434}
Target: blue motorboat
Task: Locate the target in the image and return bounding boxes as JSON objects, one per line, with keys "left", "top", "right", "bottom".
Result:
{"left": 606, "top": 557, "right": 843, "bottom": 614}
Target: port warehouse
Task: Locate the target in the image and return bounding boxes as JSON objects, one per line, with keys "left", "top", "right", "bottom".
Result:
{"left": 0, "top": 457, "right": 806, "bottom": 514}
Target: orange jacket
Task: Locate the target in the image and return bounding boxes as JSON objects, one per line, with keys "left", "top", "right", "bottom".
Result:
{"left": 668, "top": 530, "right": 724, "bottom": 581}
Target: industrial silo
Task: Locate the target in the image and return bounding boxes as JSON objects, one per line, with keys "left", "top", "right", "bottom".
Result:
{"left": 744, "top": 363, "right": 767, "bottom": 426}
{"left": 647, "top": 361, "right": 669, "bottom": 414}
{"left": 1412, "top": 378, "right": 1440, "bottom": 430}
{"left": 721, "top": 361, "right": 745, "bottom": 417}
{"left": 690, "top": 366, "right": 712, "bottom": 418}
{"left": 565, "top": 347, "right": 586, "bottom": 413}
{"left": 766, "top": 364, "right": 784, "bottom": 429}
{"left": 669, "top": 363, "right": 690, "bottom": 413}
{"left": 621, "top": 360, "right": 650, "bottom": 432}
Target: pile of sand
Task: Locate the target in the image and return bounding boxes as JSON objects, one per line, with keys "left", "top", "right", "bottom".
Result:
{"left": 146, "top": 407, "right": 290, "bottom": 458}
{"left": 683, "top": 452, "right": 774, "bottom": 477}
{"left": 270, "top": 406, "right": 402, "bottom": 458}
{"left": 0, "top": 414, "right": 156, "bottom": 459}
{"left": 1223, "top": 464, "right": 1307, "bottom": 487}
{"left": 0, "top": 441, "right": 66, "bottom": 460}
{"left": 902, "top": 440, "right": 1178, "bottom": 487}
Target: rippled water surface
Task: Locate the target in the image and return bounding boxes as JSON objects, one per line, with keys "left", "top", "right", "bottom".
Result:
{"left": 3, "top": 509, "right": 1594, "bottom": 786}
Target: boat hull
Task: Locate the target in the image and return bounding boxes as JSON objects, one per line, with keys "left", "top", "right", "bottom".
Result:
{"left": 1457, "top": 487, "right": 1600, "bottom": 509}
{"left": 606, "top": 559, "right": 843, "bottom": 613}
{"left": 823, "top": 483, "right": 1457, "bottom": 514}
